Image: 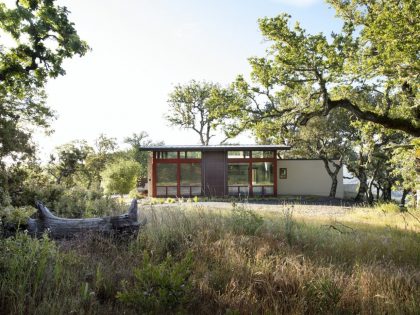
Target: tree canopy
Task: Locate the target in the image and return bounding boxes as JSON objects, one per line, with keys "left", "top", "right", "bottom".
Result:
{"left": 227, "top": 0, "right": 419, "bottom": 137}
{"left": 101, "top": 159, "right": 141, "bottom": 196}
{"left": 0, "top": 0, "right": 89, "bottom": 162}
{"left": 166, "top": 80, "right": 234, "bottom": 145}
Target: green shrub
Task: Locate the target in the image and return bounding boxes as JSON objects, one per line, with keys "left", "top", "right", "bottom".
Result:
{"left": 44, "top": 186, "right": 123, "bottom": 218}
{"left": 0, "top": 233, "right": 82, "bottom": 314}
{"left": 117, "top": 251, "right": 193, "bottom": 313}
{"left": 375, "top": 202, "right": 401, "bottom": 213}
{"left": 229, "top": 206, "right": 264, "bottom": 235}
{"left": 101, "top": 159, "right": 141, "bottom": 196}
{"left": 0, "top": 205, "right": 36, "bottom": 225}
{"left": 128, "top": 188, "right": 145, "bottom": 199}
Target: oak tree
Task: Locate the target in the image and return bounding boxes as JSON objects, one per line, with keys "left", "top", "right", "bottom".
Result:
{"left": 228, "top": 0, "right": 419, "bottom": 137}
{"left": 0, "top": 0, "right": 89, "bottom": 161}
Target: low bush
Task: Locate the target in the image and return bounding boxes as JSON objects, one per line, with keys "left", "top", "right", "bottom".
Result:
{"left": 229, "top": 206, "right": 264, "bottom": 235}
{"left": 0, "top": 233, "right": 85, "bottom": 314}
{"left": 117, "top": 252, "right": 193, "bottom": 313}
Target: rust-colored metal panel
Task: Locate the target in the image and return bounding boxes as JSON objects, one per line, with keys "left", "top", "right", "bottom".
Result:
{"left": 202, "top": 151, "right": 226, "bottom": 196}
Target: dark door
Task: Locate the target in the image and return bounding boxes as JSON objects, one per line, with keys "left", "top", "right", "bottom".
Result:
{"left": 202, "top": 151, "right": 226, "bottom": 196}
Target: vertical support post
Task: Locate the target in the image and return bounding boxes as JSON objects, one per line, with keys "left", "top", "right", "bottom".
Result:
{"left": 177, "top": 151, "right": 181, "bottom": 197}
{"left": 273, "top": 151, "right": 278, "bottom": 197}
{"left": 249, "top": 163, "right": 253, "bottom": 196}
{"left": 152, "top": 151, "right": 157, "bottom": 197}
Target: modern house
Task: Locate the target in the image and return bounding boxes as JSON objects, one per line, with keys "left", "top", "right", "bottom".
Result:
{"left": 139, "top": 145, "right": 344, "bottom": 198}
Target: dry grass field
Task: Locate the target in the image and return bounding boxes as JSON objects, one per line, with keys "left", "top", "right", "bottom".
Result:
{"left": 1, "top": 202, "right": 419, "bottom": 314}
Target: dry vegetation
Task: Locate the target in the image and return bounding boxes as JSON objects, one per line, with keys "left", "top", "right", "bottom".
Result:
{"left": 1, "top": 203, "right": 419, "bottom": 314}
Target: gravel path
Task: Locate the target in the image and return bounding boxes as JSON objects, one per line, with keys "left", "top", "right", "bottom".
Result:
{"left": 143, "top": 200, "right": 359, "bottom": 218}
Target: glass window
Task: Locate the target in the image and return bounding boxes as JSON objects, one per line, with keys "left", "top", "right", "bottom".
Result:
{"left": 167, "top": 187, "right": 177, "bottom": 195}
{"left": 156, "top": 163, "right": 177, "bottom": 185}
{"left": 228, "top": 186, "right": 249, "bottom": 196}
{"left": 180, "top": 151, "right": 201, "bottom": 159}
{"left": 253, "top": 186, "right": 263, "bottom": 195}
{"left": 228, "top": 151, "right": 250, "bottom": 159}
{"left": 264, "top": 186, "right": 274, "bottom": 195}
{"left": 156, "top": 187, "right": 167, "bottom": 196}
{"left": 252, "top": 151, "right": 275, "bottom": 158}
{"left": 228, "top": 163, "right": 249, "bottom": 185}
{"left": 157, "top": 151, "right": 178, "bottom": 159}
{"left": 191, "top": 187, "right": 201, "bottom": 196}
{"left": 180, "top": 163, "right": 201, "bottom": 185}
{"left": 252, "top": 162, "right": 273, "bottom": 185}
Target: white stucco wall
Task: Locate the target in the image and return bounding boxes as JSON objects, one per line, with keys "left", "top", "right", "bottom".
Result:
{"left": 277, "top": 159, "right": 344, "bottom": 198}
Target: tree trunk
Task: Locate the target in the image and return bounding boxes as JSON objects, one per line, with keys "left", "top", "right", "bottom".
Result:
{"left": 320, "top": 158, "right": 342, "bottom": 198}
{"left": 367, "top": 184, "right": 374, "bottom": 205}
{"left": 355, "top": 170, "right": 368, "bottom": 202}
{"left": 329, "top": 177, "right": 338, "bottom": 198}
{"left": 400, "top": 189, "right": 410, "bottom": 207}
{"left": 28, "top": 199, "right": 146, "bottom": 239}
{"left": 382, "top": 184, "right": 392, "bottom": 201}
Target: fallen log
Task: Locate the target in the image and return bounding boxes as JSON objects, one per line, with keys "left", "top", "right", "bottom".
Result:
{"left": 27, "top": 199, "right": 146, "bottom": 239}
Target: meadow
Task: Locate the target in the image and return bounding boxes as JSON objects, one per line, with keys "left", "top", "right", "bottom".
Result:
{"left": 1, "top": 202, "right": 419, "bottom": 314}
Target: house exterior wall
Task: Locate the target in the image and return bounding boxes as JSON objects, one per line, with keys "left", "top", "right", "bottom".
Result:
{"left": 277, "top": 160, "right": 344, "bottom": 198}
{"left": 202, "top": 151, "right": 227, "bottom": 196}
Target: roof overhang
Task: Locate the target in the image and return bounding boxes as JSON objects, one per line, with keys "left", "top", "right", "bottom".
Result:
{"left": 138, "top": 144, "right": 291, "bottom": 151}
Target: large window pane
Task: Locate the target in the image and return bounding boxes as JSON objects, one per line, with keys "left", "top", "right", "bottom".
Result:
{"left": 228, "top": 163, "right": 249, "bottom": 185}
{"left": 181, "top": 151, "right": 201, "bottom": 159}
{"left": 252, "top": 151, "right": 275, "bottom": 158}
{"left": 167, "top": 187, "right": 177, "bottom": 195}
{"left": 156, "top": 163, "right": 177, "bottom": 185}
{"left": 157, "top": 151, "right": 178, "bottom": 159}
{"left": 156, "top": 187, "right": 167, "bottom": 196}
{"left": 180, "top": 163, "right": 201, "bottom": 185}
{"left": 227, "top": 151, "right": 250, "bottom": 159}
{"left": 228, "top": 186, "right": 249, "bottom": 196}
{"left": 252, "top": 162, "right": 273, "bottom": 185}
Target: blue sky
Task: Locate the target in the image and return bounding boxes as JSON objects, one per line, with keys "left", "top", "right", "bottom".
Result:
{"left": 31, "top": 0, "right": 343, "bottom": 156}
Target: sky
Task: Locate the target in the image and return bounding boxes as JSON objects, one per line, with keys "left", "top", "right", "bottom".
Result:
{"left": 27, "top": 0, "right": 343, "bottom": 157}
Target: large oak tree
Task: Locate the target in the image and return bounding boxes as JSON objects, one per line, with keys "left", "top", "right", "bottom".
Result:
{"left": 0, "top": 0, "right": 89, "bottom": 161}
{"left": 228, "top": 0, "right": 419, "bottom": 137}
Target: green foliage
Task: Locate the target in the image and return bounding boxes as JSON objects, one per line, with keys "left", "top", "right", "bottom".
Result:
{"left": 3, "top": 169, "right": 122, "bottom": 218}
{"left": 46, "top": 186, "right": 123, "bottom": 218}
{"left": 0, "top": 0, "right": 88, "bottom": 162}
{"left": 128, "top": 188, "right": 145, "bottom": 200}
{"left": 0, "top": 205, "right": 35, "bottom": 226}
{"left": 375, "top": 202, "right": 401, "bottom": 214}
{"left": 101, "top": 158, "right": 141, "bottom": 196}
{"left": 117, "top": 252, "right": 193, "bottom": 313}
{"left": 230, "top": 206, "right": 264, "bottom": 235}
{"left": 0, "top": 233, "right": 74, "bottom": 314}
{"left": 166, "top": 80, "right": 234, "bottom": 145}
{"left": 391, "top": 138, "right": 419, "bottom": 194}
{"left": 222, "top": 0, "right": 419, "bottom": 142}
{"left": 124, "top": 131, "right": 160, "bottom": 181}
{"left": 82, "top": 134, "right": 118, "bottom": 189}
{"left": 48, "top": 140, "right": 93, "bottom": 186}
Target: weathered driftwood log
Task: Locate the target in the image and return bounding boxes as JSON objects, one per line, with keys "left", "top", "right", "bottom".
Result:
{"left": 28, "top": 199, "right": 146, "bottom": 239}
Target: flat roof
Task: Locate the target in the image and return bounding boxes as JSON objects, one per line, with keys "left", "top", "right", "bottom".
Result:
{"left": 138, "top": 144, "right": 291, "bottom": 151}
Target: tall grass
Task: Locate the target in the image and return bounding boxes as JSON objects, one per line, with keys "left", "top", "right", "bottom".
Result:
{"left": 0, "top": 204, "right": 419, "bottom": 314}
